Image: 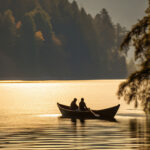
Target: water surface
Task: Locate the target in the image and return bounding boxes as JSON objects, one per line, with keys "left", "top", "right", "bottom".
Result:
{"left": 0, "top": 80, "right": 149, "bottom": 150}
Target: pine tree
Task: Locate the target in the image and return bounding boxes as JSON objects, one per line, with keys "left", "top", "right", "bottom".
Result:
{"left": 118, "top": 0, "right": 150, "bottom": 112}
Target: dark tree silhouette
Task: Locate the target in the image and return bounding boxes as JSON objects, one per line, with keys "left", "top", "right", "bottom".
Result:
{"left": 118, "top": 0, "right": 150, "bottom": 112}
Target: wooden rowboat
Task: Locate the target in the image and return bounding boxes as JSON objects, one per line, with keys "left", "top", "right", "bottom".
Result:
{"left": 57, "top": 103, "right": 120, "bottom": 120}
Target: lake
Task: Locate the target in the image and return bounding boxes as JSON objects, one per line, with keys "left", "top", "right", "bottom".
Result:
{"left": 0, "top": 80, "right": 149, "bottom": 150}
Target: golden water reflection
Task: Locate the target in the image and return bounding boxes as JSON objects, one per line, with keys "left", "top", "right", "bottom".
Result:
{"left": 129, "top": 117, "right": 150, "bottom": 150}
{"left": 0, "top": 80, "right": 124, "bottom": 116}
{"left": 0, "top": 116, "right": 150, "bottom": 150}
{"left": 0, "top": 80, "right": 148, "bottom": 149}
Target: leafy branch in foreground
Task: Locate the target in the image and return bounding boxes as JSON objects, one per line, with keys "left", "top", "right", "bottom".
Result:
{"left": 118, "top": 0, "right": 150, "bottom": 112}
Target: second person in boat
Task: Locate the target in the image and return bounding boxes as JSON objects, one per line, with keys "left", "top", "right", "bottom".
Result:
{"left": 79, "top": 98, "right": 88, "bottom": 111}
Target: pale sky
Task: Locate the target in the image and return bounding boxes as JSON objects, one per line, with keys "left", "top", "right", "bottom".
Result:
{"left": 69, "top": 0, "right": 148, "bottom": 29}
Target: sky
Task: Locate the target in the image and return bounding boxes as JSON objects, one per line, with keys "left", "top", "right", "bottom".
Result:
{"left": 69, "top": 0, "right": 148, "bottom": 29}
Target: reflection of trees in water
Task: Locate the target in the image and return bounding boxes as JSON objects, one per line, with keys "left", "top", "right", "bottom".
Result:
{"left": 129, "top": 118, "right": 150, "bottom": 150}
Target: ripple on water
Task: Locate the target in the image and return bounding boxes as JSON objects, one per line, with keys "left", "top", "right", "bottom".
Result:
{"left": 0, "top": 114, "right": 150, "bottom": 150}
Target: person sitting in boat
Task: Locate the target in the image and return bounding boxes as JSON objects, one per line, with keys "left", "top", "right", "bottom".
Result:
{"left": 79, "top": 98, "right": 88, "bottom": 111}
{"left": 70, "top": 98, "right": 78, "bottom": 110}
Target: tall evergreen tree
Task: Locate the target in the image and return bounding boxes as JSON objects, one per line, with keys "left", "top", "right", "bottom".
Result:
{"left": 19, "top": 12, "right": 37, "bottom": 76}
{"left": 118, "top": 0, "right": 150, "bottom": 112}
{"left": 0, "top": 10, "right": 17, "bottom": 55}
{"left": 0, "top": 10, "right": 17, "bottom": 78}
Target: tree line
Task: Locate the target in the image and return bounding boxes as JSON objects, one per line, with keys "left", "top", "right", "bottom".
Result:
{"left": 0, "top": 0, "right": 127, "bottom": 80}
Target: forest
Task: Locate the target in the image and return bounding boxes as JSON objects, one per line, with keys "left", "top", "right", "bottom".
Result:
{"left": 0, "top": 0, "right": 127, "bottom": 80}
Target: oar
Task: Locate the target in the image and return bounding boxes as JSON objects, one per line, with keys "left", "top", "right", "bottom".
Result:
{"left": 88, "top": 108, "right": 100, "bottom": 118}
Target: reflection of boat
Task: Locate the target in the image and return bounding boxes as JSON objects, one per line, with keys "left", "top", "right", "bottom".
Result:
{"left": 57, "top": 103, "right": 120, "bottom": 120}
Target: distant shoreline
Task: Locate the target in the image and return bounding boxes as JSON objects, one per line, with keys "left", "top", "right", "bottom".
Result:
{"left": 0, "top": 79, "right": 126, "bottom": 83}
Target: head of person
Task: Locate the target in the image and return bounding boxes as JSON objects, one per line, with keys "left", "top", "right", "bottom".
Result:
{"left": 81, "top": 98, "right": 84, "bottom": 102}
{"left": 74, "top": 98, "right": 77, "bottom": 102}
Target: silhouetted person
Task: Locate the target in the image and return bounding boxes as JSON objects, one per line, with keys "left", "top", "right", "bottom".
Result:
{"left": 70, "top": 98, "right": 78, "bottom": 110}
{"left": 79, "top": 98, "right": 87, "bottom": 111}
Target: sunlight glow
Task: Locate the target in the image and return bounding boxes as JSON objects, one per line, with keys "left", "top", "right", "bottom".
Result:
{"left": 0, "top": 80, "right": 125, "bottom": 115}
{"left": 38, "top": 114, "right": 61, "bottom": 117}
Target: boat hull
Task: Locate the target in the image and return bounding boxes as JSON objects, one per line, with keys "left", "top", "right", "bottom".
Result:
{"left": 57, "top": 103, "right": 120, "bottom": 120}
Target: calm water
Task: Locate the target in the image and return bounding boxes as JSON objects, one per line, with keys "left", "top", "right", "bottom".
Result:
{"left": 0, "top": 80, "right": 149, "bottom": 150}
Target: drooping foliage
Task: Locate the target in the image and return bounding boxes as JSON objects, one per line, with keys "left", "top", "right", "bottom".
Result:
{"left": 0, "top": 0, "right": 127, "bottom": 79}
{"left": 118, "top": 0, "right": 150, "bottom": 112}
